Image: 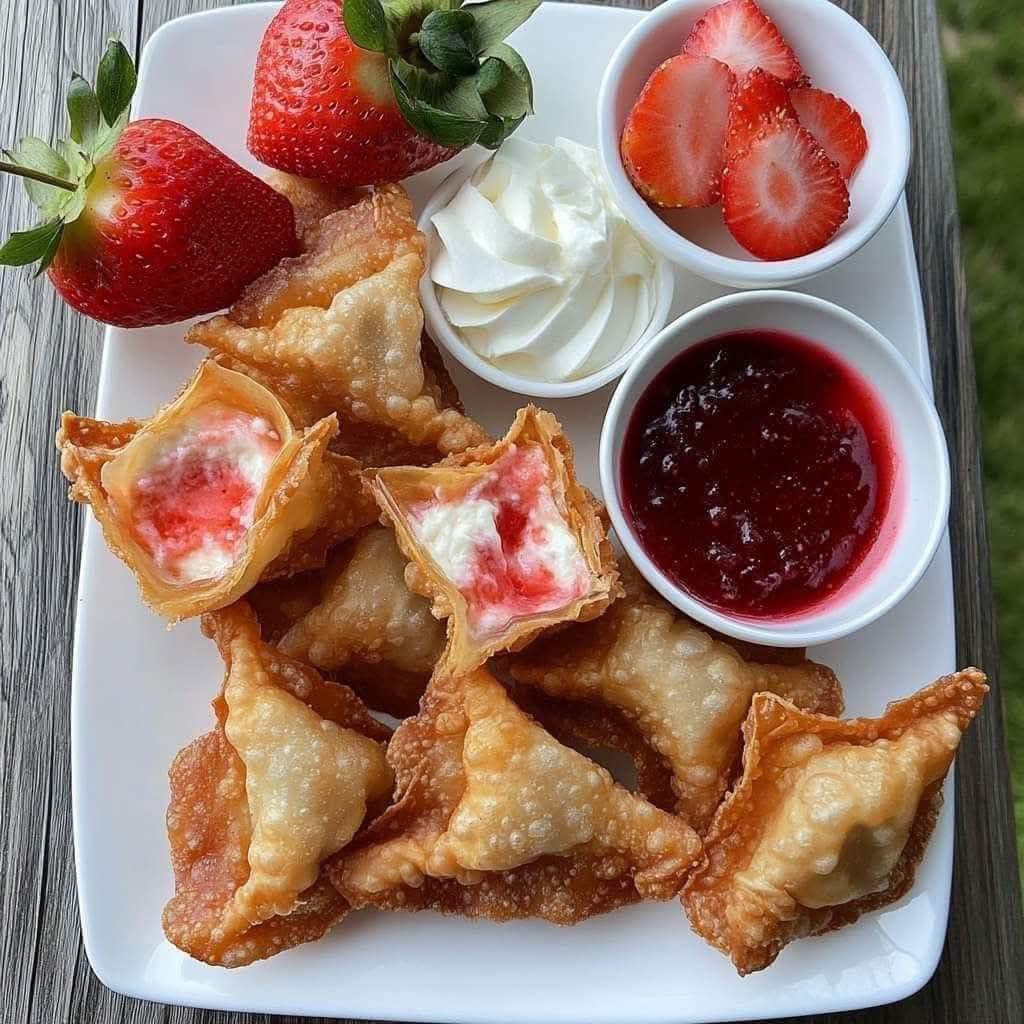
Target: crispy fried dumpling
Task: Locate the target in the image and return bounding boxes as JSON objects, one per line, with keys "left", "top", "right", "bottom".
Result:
{"left": 682, "top": 669, "right": 988, "bottom": 974}
{"left": 162, "top": 602, "right": 393, "bottom": 967}
{"left": 274, "top": 526, "right": 444, "bottom": 717}
{"left": 506, "top": 564, "right": 842, "bottom": 830}
{"left": 331, "top": 668, "right": 701, "bottom": 923}
{"left": 57, "top": 362, "right": 377, "bottom": 621}
{"left": 264, "top": 170, "right": 363, "bottom": 248}
{"left": 186, "top": 183, "right": 488, "bottom": 458}
{"left": 230, "top": 183, "right": 423, "bottom": 328}
{"left": 510, "top": 686, "right": 680, "bottom": 813}
{"left": 370, "top": 406, "right": 621, "bottom": 677}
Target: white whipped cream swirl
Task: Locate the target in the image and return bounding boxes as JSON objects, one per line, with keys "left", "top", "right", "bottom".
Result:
{"left": 430, "top": 136, "right": 659, "bottom": 383}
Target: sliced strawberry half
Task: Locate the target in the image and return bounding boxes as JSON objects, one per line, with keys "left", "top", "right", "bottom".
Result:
{"left": 683, "top": 0, "right": 804, "bottom": 84}
{"left": 722, "top": 116, "right": 850, "bottom": 260}
{"left": 725, "top": 68, "right": 796, "bottom": 164}
{"left": 789, "top": 86, "right": 868, "bottom": 180}
{"left": 621, "top": 54, "right": 735, "bottom": 208}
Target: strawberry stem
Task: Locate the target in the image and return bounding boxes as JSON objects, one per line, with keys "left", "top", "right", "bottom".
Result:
{"left": 0, "top": 159, "right": 77, "bottom": 192}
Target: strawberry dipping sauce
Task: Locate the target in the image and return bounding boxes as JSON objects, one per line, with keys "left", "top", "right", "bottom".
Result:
{"left": 620, "top": 331, "right": 900, "bottom": 619}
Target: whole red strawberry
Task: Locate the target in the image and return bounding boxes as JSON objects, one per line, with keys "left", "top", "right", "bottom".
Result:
{"left": 249, "top": 0, "right": 541, "bottom": 187}
{"left": 0, "top": 41, "right": 297, "bottom": 327}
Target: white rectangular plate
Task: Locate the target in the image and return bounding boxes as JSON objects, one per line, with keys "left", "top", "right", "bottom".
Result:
{"left": 72, "top": 3, "right": 957, "bottom": 1021}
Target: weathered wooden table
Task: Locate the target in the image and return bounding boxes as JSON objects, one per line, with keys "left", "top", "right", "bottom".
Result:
{"left": 2, "top": 0, "right": 1022, "bottom": 1021}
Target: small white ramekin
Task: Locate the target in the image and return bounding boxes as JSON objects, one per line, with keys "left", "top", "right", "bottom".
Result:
{"left": 599, "top": 291, "right": 950, "bottom": 647}
{"left": 417, "top": 160, "right": 675, "bottom": 400}
{"left": 596, "top": 0, "right": 912, "bottom": 289}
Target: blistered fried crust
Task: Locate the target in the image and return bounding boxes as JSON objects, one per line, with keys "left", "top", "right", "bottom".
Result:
{"left": 506, "top": 564, "right": 842, "bottom": 831}
{"left": 162, "top": 602, "right": 392, "bottom": 967}
{"left": 265, "top": 170, "right": 363, "bottom": 248}
{"left": 682, "top": 669, "right": 988, "bottom": 975}
{"left": 330, "top": 668, "right": 701, "bottom": 923}
{"left": 230, "top": 184, "right": 423, "bottom": 328}
{"left": 371, "top": 406, "right": 622, "bottom": 678}
{"left": 512, "top": 687, "right": 679, "bottom": 813}
{"left": 277, "top": 526, "right": 444, "bottom": 717}
{"left": 186, "top": 185, "right": 488, "bottom": 457}
{"left": 56, "top": 362, "right": 376, "bottom": 621}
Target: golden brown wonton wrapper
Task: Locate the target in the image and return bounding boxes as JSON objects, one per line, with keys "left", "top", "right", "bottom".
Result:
{"left": 230, "top": 183, "right": 423, "bottom": 329}
{"left": 273, "top": 525, "right": 444, "bottom": 718}
{"left": 510, "top": 686, "right": 680, "bottom": 814}
{"left": 264, "top": 170, "right": 363, "bottom": 248}
{"left": 56, "top": 362, "right": 376, "bottom": 621}
{"left": 370, "top": 406, "right": 621, "bottom": 678}
{"left": 506, "top": 564, "right": 842, "bottom": 831}
{"left": 163, "top": 602, "right": 393, "bottom": 967}
{"left": 682, "top": 669, "right": 988, "bottom": 975}
{"left": 186, "top": 183, "right": 488, "bottom": 458}
{"left": 331, "top": 667, "right": 701, "bottom": 923}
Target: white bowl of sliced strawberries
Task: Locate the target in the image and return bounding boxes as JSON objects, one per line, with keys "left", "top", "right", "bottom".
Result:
{"left": 596, "top": 0, "right": 911, "bottom": 288}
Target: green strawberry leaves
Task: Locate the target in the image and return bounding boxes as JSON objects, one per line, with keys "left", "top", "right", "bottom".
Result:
{"left": 477, "top": 44, "right": 532, "bottom": 117}
{"left": 1, "top": 36, "right": 137, "bottom": 272}
{"left": 466, "top": 0, "right": 539, "bottom": 51}
{"left": 96, "top": 39, "right": 136, "bottom": 127}
{"left": 345, "top": 0, "right": 538, "bottom": 150}
{"left": 418, "top": 10, "right": 479, "bottom": 76}
{"left": 68, "top": 75, "right": 101, "bottom": 151}
{"left": 4, "top": 139, "right": 73, "bottom": 218}
{"left": 0, "top": 220, "right": 65, "bottom": 274}
{"left": 390, "top": 62, "right": 485, "bottom": 148}
{"left": 343, "top": 0, "right": 392, "bottom": 53}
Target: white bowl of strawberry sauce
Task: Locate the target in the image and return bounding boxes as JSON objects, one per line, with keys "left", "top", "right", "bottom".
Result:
{"left": 596, "top": 0, "right": 911, "bottom": 288}
{"left": 600, "top": 291, "right": 950, "bottom": 647}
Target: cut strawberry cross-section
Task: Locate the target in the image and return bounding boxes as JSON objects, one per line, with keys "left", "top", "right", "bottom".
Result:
{"left": 621, "top": 54, "right": 735, "bottom": 209}
{"left": 683, "top": 0, "right": 804, "bottom": 84}
{"left": 725, "top": 67, "right": 796, "bottom": 164}
{"left": 722, "top": 115, "right": 850, "bottom": 260}
{"left": 789, "top": 86, "right": 869, "bottom": 181}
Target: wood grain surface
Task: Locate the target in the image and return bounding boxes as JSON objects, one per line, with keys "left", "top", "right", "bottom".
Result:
{"left": 1, "top": 1, "right": 1021, "bottom": 1022}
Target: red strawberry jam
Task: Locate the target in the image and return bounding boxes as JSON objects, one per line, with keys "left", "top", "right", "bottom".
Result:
{"left": 621, "top": 331, "right": 899, "bottom": 618}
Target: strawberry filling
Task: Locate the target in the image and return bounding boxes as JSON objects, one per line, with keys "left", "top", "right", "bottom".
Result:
{"left": 410, "top": 446, "right": 590, "bottom": 635}
{"left": 128, "top": 404, "right": 282, "bottom": 582}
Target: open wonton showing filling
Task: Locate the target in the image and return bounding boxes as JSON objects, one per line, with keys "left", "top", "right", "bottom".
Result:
{"left": 57, "top": 361, "right": 376, "bottom": 620}
{"left": 370, "top": 406, "right": 620, "bottom": 675}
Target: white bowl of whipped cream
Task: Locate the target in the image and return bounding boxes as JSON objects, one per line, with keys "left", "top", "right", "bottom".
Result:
{"left": 418, "top": 136, "right": 674, "bottom": 399}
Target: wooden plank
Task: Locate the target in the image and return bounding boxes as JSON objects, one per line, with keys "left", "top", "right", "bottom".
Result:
{"left": 0, "top": 3, "right": 146, "bottom": 1024}
{"left": 0, "top": 0, "right": 1020, "bottom": 1022}
{"left": 845, "top": 1, "right": 1024, "bottom": 1021}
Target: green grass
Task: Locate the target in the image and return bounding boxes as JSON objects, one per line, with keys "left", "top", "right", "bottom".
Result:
{"left": 941, "top": 0, "right": 1024, "bottom": 880}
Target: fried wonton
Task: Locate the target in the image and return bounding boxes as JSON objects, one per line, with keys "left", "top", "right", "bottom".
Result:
{"left": 682, "top": 669, "right": 988, "bottom": 975}
{"left": 229, "top": 183, "right": 423, "bottom": 329}
{"left": 163, "top": 602, "right": 393, "bottom": 967}
{"left": 273, "top": 525, "right": 444, "bottom": 717}
{"left": 505, "top": 565, "right": 842, "bottom": 831}
{"left": 265, "top": 170, "right": 363, "bottom": 248}
{"left": 57, "top": 362, "right": 377, "bottom": 620}
{"left": 186, "top": 183, "right": 488, "bottom": 459}
{"left": 331, "top": 667, "right": 701, "bottom": 922}
{"left": 511, "top": 686, "right": 679, "bottom": 813}
{"left": 370, "top": 406, "right": 621, "bottom": 677}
